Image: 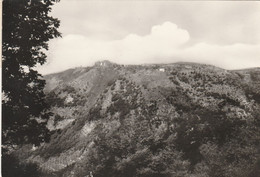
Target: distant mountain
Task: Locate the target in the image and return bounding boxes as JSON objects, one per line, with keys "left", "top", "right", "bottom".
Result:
{"left": 16, "top": 61, "right": 260, "bottom": 177}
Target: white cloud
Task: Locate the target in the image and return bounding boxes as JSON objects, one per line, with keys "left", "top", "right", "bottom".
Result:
{"left": 38, "top": 22, "right": 260, "bottom": 74}
{"left": 178, "top": 43, "right": 260, "bottom": 69}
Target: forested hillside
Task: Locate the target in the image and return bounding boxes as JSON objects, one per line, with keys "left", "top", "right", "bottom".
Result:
{"left": 15, "top": 61, "right": 260, "bottom": 177}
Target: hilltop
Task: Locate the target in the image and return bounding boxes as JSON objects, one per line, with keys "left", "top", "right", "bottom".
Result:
{"left": 15, "top": 61, "right": 260, "bottom": 177}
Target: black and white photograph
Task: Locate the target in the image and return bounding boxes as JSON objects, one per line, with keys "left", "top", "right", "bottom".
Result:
{"left": 2, "top": 0, "right": 260, "bottom": 176}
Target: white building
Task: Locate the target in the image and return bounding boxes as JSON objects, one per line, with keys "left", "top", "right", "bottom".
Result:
{"left": 159, "top": 68, "right": 165, "bottom": 72}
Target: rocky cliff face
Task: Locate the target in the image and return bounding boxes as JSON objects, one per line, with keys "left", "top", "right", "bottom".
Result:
{"left": 17, "top": 61, "right": 260, "bottom": 177}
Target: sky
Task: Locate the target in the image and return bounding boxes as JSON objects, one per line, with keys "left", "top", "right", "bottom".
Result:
{"left": 38, "top": 0, "right": 260, "bottom": 74}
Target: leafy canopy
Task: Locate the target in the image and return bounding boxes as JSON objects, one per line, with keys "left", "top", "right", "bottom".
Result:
{"left": 2, "top": 0, "right": 61, "bottom": 147}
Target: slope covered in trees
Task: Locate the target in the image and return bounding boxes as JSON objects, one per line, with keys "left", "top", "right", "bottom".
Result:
{"left": 15, "top": 61, "right": 260, "bottom": 177}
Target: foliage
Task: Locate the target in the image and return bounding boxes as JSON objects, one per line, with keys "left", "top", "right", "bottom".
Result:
{"left": 2, "top": 0, "right": 61, "bottom": 147}
{"left": 17, "top": 63, "right": 260, "bottom": 176}
{"left": 2, "top": 152, "right": 42, "bottom": 177}
{"left": 2, "top": 0, "right": 61, "bottom": 176}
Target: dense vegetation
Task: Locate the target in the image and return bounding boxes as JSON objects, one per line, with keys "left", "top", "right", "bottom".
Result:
{"left": 15, "top": 61, "right": 260, "bottom": 177}
{"left": 2, "top": 0, "right": 60, "bottom": 176}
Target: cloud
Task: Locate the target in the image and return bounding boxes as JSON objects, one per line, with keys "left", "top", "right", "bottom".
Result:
{"left": 114, "top": 22, "right": 190, "bottom": 63}
{"left": 178, "top": 43, "right": 260, "bottom": 69}
{"left": 52, "top": 1, "right": 260, "bottom": 45}
{"left": 38, "top": 22, "right": 260, "bottom": 74}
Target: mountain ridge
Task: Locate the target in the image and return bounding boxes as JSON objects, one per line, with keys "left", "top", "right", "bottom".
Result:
{"left": 44, "top": 60, "right": 260, "bottom": 77}
{"left": 16, "top": 60, "right": 260, "bottom": 177}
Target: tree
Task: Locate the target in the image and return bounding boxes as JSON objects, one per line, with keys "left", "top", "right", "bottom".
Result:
{"left": 2, "top": 0, "right": 61, "bottom": 149}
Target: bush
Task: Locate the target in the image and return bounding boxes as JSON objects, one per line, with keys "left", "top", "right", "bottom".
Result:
{"left": 2, "top": 153, "right": 42, "bottom": 177}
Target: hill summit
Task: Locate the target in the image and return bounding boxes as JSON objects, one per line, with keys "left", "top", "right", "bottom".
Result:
{"left": 16, "top": 61, "right": 260, "bottom": 177}
{"left": 94, "top": 60, "right": 117, "bottom": 67}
